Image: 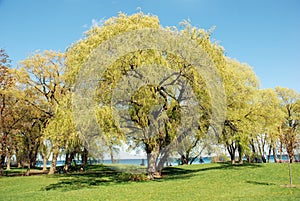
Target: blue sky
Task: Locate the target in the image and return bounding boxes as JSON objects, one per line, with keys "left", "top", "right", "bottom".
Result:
{"left": 0, "top": 0, "right": 299, "bottom": 92}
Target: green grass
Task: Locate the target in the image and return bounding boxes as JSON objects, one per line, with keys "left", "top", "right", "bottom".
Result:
{"left": 1, "top": 163, "right": 300, "bottom": 201}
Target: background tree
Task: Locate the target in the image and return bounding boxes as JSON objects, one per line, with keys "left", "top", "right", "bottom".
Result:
{"left": 0, "top": 49, "right": 29, "bottom": 174}
{"left": 276, "top": 87, "right": 300, "bottom": 163}
{"left": 220, "top": 58, "right": 259, "bottom": 164}
{"left": 19, "top": 50, "right": 71, "bottom": 174}
{"left": 251, "top": 89, "right": 284, "bottom": 163}
{"left": 0, "top": 49, "right": 14, "bottom": 174}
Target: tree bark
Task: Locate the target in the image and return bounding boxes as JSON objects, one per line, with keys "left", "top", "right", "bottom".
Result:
{"left": 109, "top": 146, "right": 114, "bottom": 164}
{"left": 64, "top": 152, "right": 70, "bottom": 172}
{"left": 41, "top": 150, "right": 49, "bottom": 171}
{"left": 0, "top": 154, "right": 5, "bottom": 176}
{"left": 25, "top": 163, "right": 30, "bottom": 176}
{"left": 249, "top": 139, "right": 256, "bottom": 163}
{"left": 227, "top": 143, "right": 236, "bottom": 164}
{"left": 6, "top": 154, "right": 11, "bottom": 170}
{"left": 81, "top": 147, "right": 88, "bottom": 166}
{"left": 267, "top": 145, "right": 272, "bottom": 163}
{"left": 180, "top": 154, "right": 188, "bottom": 165}
{"left": 49, "top": 146, "right": 59, "bottom": 174}
{"left": 42, "top": 156, "right": 48, "bottom": 171}
{"left": 146, "top": 145, "right": 160, "bottom": 180}
{"left": 237, "top": 143, "right": 243, "bottom": 164}
{"left": 279, "top": 141, "right": 283, "bottom": 161}
{"left": 64, "top": 149, "right": 76, "bottom": 172}
{"left": 288, "top": 160, "right": 293, "bottom": 186}
{"left": 273, "top": 147, "right": 277, "bottom": 163}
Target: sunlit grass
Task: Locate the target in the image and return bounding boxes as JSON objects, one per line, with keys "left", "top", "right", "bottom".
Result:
{"left": 0, "top": 163, "right": 299, "bottom": 201}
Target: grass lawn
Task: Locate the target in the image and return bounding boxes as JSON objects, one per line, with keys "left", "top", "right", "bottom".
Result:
{"left": 0, "top": 163, "right": 300, "bottom": 201}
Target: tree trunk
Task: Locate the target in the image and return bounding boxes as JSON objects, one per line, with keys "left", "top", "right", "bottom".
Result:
{"left": 279, "top": 141, "right": 283, "bottom": 161}
{"left": 289, "top": 156, "right": 294, "bottom": 163}
{"left": 64, "top": 149, "right": 76, "bottom": 172}
{"left": 49, "top": 146, "right": 59, "bottom": 175}
{"left": 147, "top": 146, "right": 160, "bottom": 180}
{"left": 41, "top": 150, "right": 49, "bottom": 171}
{"left": 237, "top": 143, "right": 243, "bottom": 164}
{"left": 227, "top": 143, "right": 236, "bottom": 165}
{"left": 157, "top": 149, "right": 170, "bottom": 171}
{"left": 257, "top": 138, "right": 263, "bottom": 157}
{"left": 273, "top": 147, "right": 277, "bottom": 163}
{"left": 42, "top": 156, "right": 48, "bottom": 171}
{"left": 110, "top": 146, "right": 114, "bottom": 164}
{"left": 81, "top": 147, "right": 88, "bottom": 167}
{"left": 180, "top": 154, "right": 188, "bottom": 165}
{"left": 0, "top": 154, "right": 5, "bottom": 176}
{"left": 64, "top": 152, "right": 70, "bottom": 172}
{"left": 287, "top": 140, "right": 295, "bottom": 163}
{"left": 31, "top": 149, "right": 38, "bottom": 168}
{"left": 288, "top": 159, "right": 293, "bottom": 186}
{"left": 230, "top": 154, "right": 235, "bottom": 164}
{"left": 6, "top": 156, "right": 11, "bottom": 170}
{"left": 267, "top": 145, "right": 272, "bottom": 163}
{"left": 249, "top": 139, "right": 256, "bottom": 163}
{"left": 25, "top": 163, "right": 30, "bottom": 176}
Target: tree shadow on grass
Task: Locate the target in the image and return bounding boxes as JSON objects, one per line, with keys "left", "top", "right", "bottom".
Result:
{"left": 42, "top": 163, "right": 263, "bottom": 191}
{"left": 161, "top": 162, "right": 263, "bottom": 181}
{"left": 246, "top": 180, "right": 276, "bottom": 186}
{"left": 42, "top": 165, "right": 145, "bottom": 191}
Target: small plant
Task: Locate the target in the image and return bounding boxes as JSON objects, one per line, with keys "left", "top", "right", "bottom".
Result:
{"left": 211, "top": 154, "right": 229, "bottom": 163}
{"left": 116, "top": 172, "right": 148, "bottom": 182}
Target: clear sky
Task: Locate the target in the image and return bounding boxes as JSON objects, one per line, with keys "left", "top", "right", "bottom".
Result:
{"left": 0, "top": 0, "right": 299, "bottom": 92}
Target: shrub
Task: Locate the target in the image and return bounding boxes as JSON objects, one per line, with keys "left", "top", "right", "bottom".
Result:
{"left": 211, "top": 154, "right": 229, "bottom": 163}
{"left": 117, "top": 172, "right": 148, "bottom": 182}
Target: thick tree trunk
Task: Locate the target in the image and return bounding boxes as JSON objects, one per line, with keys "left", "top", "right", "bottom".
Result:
{"left": 227, "top": 143, "right": 236, "bottom": 165}
{"left": 230, "top": 154, "right": 235, "bottom": 164}
{"left": 287, "top": 141, "right": 295, "bottom": 163}
{"left": 49, "top": 146, "right": 59, "bottom": 175}
{"left": 64, "top": 150, "right": 76, "bottom": 172}
{"left": 147, "top": 146, "right": 160, "bottom": 180}
{"left": 157, "top": 149, "right": 170, "bottom": 172}
{"left": 180, "top": 154, "right": 189, "bottom": 165}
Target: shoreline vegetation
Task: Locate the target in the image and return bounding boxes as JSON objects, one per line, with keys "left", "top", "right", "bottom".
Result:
{"left": 1, "top": 163, "right": 299, "bottom": 201}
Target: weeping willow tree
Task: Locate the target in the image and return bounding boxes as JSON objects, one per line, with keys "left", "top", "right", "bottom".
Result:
{"left": 68, "top": 12, "right": 227, "bottom": 178}
{"left": 220, "top": 58, "right": 260, "bottom": 164}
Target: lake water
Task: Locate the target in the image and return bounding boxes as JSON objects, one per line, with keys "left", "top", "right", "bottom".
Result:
{"left": 36, "top": 155, "right": 295, "bottom": 168}
{"left": 36, "top": 157, "right": 211, "bottom": 167}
